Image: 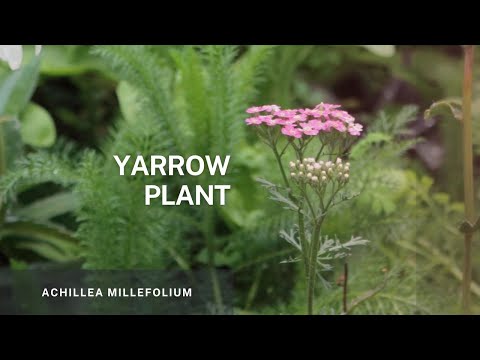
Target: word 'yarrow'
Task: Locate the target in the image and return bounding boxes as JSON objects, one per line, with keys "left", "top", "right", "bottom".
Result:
{"left": 114, "top": 155, "right": 230, "bottom": 176}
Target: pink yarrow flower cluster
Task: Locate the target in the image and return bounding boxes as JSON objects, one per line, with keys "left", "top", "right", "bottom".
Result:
{"left": 245, "top": 103, "right": 363, "bottom": 138}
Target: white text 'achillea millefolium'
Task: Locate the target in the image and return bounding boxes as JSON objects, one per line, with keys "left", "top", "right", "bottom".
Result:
{"left": 245, "top": 102, "right": 367, "bottom": 315}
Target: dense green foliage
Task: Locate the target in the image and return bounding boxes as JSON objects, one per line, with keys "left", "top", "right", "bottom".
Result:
{"left": 0, "top": 45, "right": 477, "bottom": 314}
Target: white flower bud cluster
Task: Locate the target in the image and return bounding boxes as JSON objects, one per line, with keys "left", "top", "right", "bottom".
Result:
{"left": 289, "top": 157, "right": 350, "bottom": 186}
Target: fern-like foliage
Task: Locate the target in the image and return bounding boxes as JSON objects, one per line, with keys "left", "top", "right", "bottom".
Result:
{"left": 73, "top": 153, "right": 184, "bottom": 268}
{"left": 202, "top": 46, "right": 239, "bottom": 158}
{"left": 170, "top": 45, "right": 275, "bottom": 167}
{"left": 258, "top": 46, "right": 315, "bottom": 107}
{"left": 170, "top": 47, "right": 211, "bottom": 155}
{"left": 92, "top": 46, "right": 182, "bottom": 154}
{"left": 367, "top": 104, "right": 418, "bottom": 136}
{"left": 1, "top": 45, "right": 276, "bottom": 270}
{"left": 0, "top": 151, "right": 77, "bottom": 202}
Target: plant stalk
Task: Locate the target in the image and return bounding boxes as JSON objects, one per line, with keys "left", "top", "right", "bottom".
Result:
{"left": 307, "top": 218, "right": 323, "bottom": 314}
{"left": 272, "top": 145, "right": 290, "bottom": 189}
{"left": 342, "top": 262, "right": 349, "bottom": 314}
{"left": 461, "top": 45, "right": 475, "bottom": 314}
{"left": 297, "top": 211, "right": 309, "bottom": 276}
{"left": 272, "top": 144, "right": 309, "bottom": 275}
{"left": 204, "top": 207, "right": 223, "bottom": 311}
{"left": 0, "top": 121, "right": 6, "bottom": 223}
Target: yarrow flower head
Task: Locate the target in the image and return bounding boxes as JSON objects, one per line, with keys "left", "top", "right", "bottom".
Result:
{"left": 289, "top": 157, "right": 351, "bottom": 187}
{"left": 244, "top": 103, "right": 363, "bottom": 138}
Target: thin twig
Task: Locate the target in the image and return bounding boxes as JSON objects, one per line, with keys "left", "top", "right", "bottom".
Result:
{"left": 461, "top": 45, "right": 475, "bottom": 313}
{"left": 342, "top": 262, "right": 349, "bottom": 313}
{"left": 346, "top": 276, "right": 388, "bottom": 314}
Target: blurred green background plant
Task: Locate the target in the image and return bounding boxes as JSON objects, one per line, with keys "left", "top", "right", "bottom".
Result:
{"left": 0, "top": 45, "right": 477, "bottom": 314}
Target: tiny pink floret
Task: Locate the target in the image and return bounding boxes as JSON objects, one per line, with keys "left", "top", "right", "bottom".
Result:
{"left": 245, "top": 116, "right": 263, "bottom": 125}
{"left": 281, "top": 125, "right": 303, "bottom": 138}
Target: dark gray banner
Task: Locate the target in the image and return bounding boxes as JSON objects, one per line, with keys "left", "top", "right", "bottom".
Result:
{"left": 0, "top": 269, "right": 233, "bottom": 315}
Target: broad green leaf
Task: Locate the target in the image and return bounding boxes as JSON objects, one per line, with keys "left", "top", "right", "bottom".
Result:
{"left": 117, "top": 81, "right": 142, "bottom": 124}
{"left": 424, "top": 98, "right": 463, "bottom": 121}
{"left": 19, "top": 103, "right": 56, "bottom": 147}
{"left": 0, "top": 220, "right": 78, "bottom": 256}
{"left": 22, "top": 45, "right": 102, "bottom": 76}
{"left": 360, "top": 45, "right": 395, "bottom": 57}
{"left": 0, "top": 56, "right": 40, "bottom": 116}
{"left": 0, "top": 116, "right": 23, "bottom": 172}
{"left": 17, "top": 192, "right": 78, "bottom": 221}
{"left": 16, "top": 241, "right": 75, "bottom": 262}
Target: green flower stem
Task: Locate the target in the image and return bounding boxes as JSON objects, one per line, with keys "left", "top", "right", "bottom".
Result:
{"left": 272, "top": 144, "right": 290, "bottom": 189}
{"left": 315, "top": 142, "right": 326, "bottom": 161}
{"left": 305, "top": 183, "right": 343, "bottom": 314}
{"left": 203, "top": 206, "right": 223, "bottom": 310}
{"left": 307, "top": 217, "right": 324, "bottom": 314}
{"left": 270, "top": 136, "right": 348, "bottom": 314}
{"left": 297, "top": 209, "right": 309, "bottom": 275}
{"left": 342, "top": 262, "right": 349, "bottom": 314}
{"left": 272, "top": 143, "right": 309, "bottom": 274}
{"left": 301, "top": 184, "right": 317, "bottom": 219}
{"left": 0, "top": 123, "right": 5, "bottom": 177}
{"left": 461, "top": 45, "right": 475, "bottom": 314}
{"left": 0, "top": 122, "right": 6, "bottom": 223}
